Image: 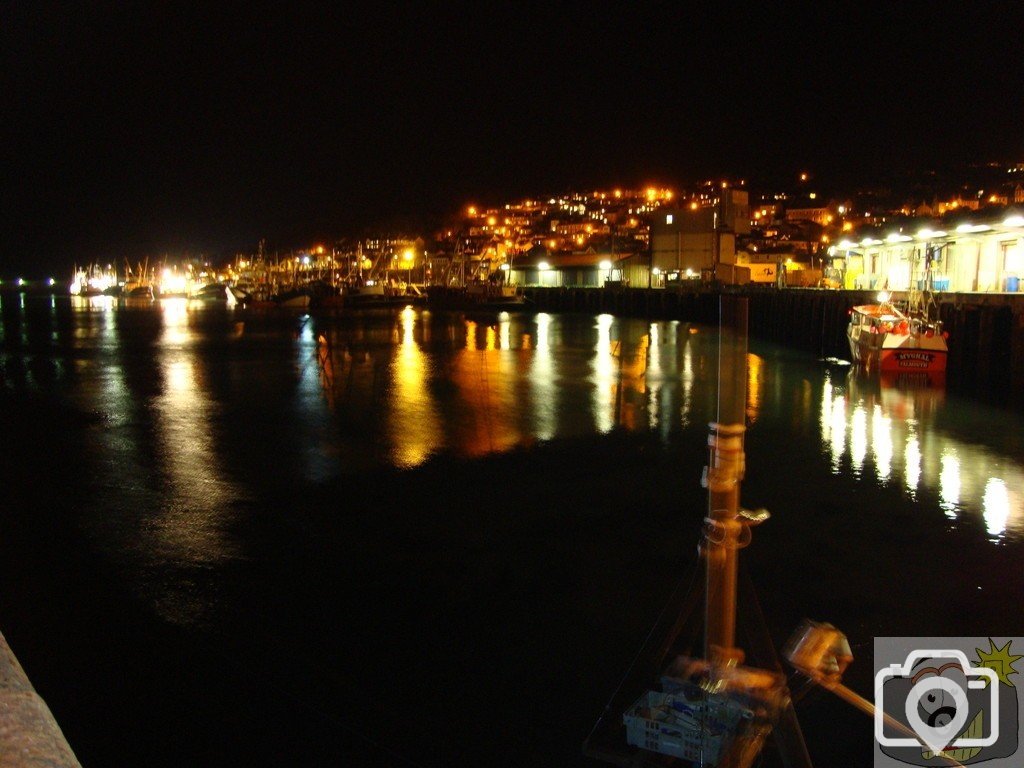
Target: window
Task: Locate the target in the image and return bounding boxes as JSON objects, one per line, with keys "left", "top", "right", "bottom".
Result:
{"left": 665, "top": 214, "right": 673, "bottom": 225}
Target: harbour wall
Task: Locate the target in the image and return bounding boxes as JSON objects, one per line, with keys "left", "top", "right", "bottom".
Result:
{"left": 521, "top": 286, "right": 1024, "bottom": 405}
{"left": 0, "top": 629, "right": 82, "bottom": 767}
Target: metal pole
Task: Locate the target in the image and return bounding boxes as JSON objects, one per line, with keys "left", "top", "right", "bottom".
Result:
{"left": 704, "top": 295, "right": 749, "bottom": 665}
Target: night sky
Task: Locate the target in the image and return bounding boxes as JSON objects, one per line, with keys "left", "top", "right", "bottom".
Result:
{"left": 3, "top": 4, "right": 1023, "bottom": 275}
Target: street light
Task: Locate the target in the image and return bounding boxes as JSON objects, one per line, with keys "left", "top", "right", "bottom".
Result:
{"left": 401, "top": 248, "right": 415, "bottom": 284}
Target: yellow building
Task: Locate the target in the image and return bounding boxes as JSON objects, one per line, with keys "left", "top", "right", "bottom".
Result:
{"left": 829, "top": 214, "right": 1024, "bottom": 292}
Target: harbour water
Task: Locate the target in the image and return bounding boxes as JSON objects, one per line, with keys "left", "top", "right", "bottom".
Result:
{"left": 1, "top": 295, "right": 1023, "bottom": 766}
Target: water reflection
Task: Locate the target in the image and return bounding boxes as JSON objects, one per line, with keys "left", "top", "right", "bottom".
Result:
{"left": 66, "top": 299, "right": 245, "bottom": 625}
{"left": 530, "top": 313, "right": 556, "bottom": 440}
{"left": 310, "top": 312, "right": 720, "bottom": 462}
{"left": 940, "top": 453, "right": 961, "bottom": 519}
{"left": 153, "top": 301, "right": 242, "bottom": 574}
{"left": 825, "top": 369, "right": 1024, "bottom": 540}
{"left": 592, "top": 314, "right": 616, "bottom": 433}
{"left": 5, "top": 299, "right": 1023, "bottom": 569}
{"left": 294, "top": 315, "right": 337, "bottom": 482}
{"left": 388, "top": 307, "right": 443, "bottom": 467}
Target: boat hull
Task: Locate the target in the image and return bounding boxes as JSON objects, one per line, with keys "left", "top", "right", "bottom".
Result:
{"left": 847, "top": 304, "right": 947, "bottom": 374}
{"left": 848, "top": 332, "right": 948, "bottom": 374}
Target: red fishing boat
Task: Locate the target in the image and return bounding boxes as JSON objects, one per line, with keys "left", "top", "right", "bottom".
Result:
{"left": 847, "top": 293, "right": 948, "bottom": 374}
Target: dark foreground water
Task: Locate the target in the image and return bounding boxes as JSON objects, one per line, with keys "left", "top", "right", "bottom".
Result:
{"left": 1, "top": 295, "right": 1023, "bottom": 767}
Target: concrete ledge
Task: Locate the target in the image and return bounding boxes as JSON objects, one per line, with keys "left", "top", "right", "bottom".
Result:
{"left": 0, "top": 631, "right": 82, "bottom": 768}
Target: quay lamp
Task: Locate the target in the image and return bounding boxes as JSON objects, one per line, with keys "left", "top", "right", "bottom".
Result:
{"left": 538, "top": 261, "right": 550, "bottom": 287}
{"left": 956, "top": 223, "right": 991, "bottom": 234}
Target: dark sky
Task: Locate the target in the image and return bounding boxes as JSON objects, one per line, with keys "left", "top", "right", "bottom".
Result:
{"left": 3, "top": 3, "right": 1023, "bottom": 275}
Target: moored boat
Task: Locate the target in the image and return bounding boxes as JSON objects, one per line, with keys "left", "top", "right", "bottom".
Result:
{"left": 125, "top": 284, "right": 154, "bottom": 300}
{"left": 847, "top": 294, "right": 948, "bottom": 374}
{"left": 192, "top": 283, "right": 233, "bottom": 302}
{"left": 426, "top": 280, "right": 526, "bottom": 311}
{"left": 69, "top": 264, "right": 117, "bottom": 297}
{"left": 344, "top": 280, "right": 423, "bottom": 308}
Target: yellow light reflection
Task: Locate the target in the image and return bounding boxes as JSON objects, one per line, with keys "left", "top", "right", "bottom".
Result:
{"left": 647, "top": 323, "right": 662, "bottom": 430}
{"left": 388, "top": 307, "right": 443, "bottom": 467}
{"left": 449, "top": 316, "right": 521, "bottom": 456}
{"left": 746, "top": 353, "right": 763, "bottom": 421}
{"left": 680, "top": 325, "right": 695, "bottom": 427}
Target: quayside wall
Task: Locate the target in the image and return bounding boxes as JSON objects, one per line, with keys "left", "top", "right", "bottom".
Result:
{"left": 521, "top": 286, "right": 1024, "bottom": 405}
{"left": 0, "top": 629, "right": 82, "bottom": 767}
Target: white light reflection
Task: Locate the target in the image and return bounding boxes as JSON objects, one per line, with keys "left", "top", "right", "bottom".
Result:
{"left": 530, "top": 313, "right": 556, "bottom": 440}
{"left": 850, "top": 405, "right": 868, "bottom": 474}
{"left": 825, "top": 371, "right": 1024, "bottom": 542}
{"left": 151, "top": 300, "right": 244, "bottom": 623}
{"left": 294, "top": 318, "right": 336, "bottom": 482}
{"left": 829, "top": 393, "right": 847, "bottom": 472}
{"left": 821, "top": 378, "right": 832, "bottom": 423}
{"left": 592, "top": 314, "right": 615, "bottom": 433}
{"left": 904, "top": 434, "right": 921, "bottom": 495}
{"left": 498, "top": 312, "right": 510, "bottom": 350}
{"left": 939, "top": 452, "right": 961, "bottom": 519}
{"left": 983, "top": 478, "right": 1010, "bottom": 538}
{"left": 872, "top": 405, "right": 893, "bottom": 481}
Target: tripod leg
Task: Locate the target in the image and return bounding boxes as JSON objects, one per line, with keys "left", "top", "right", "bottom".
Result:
{"left": 774, "top": 698, "right": 815, "bottom": 768}
{"left": 737, "top": 566, "right": 814, "bottom": 768}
